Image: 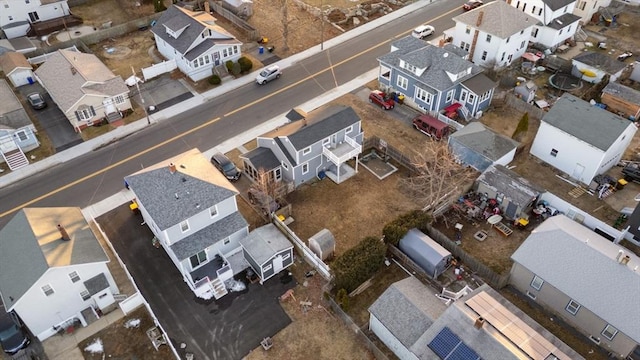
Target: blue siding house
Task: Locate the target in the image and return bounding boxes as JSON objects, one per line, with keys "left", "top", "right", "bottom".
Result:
{"left": 377, "top": 37, "right": 496, "bottom": 120}
{"left": 241, "top": 105, "right": 363, "bottom": 187}
{"left": 0, "top": 79, "right": 38, "bottom": 171}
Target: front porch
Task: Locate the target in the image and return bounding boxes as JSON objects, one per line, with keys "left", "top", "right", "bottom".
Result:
{"left": 322, "top": 135, "right": 361, "bottom": 184}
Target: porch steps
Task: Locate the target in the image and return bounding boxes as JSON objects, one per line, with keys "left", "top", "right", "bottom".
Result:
{"left": 210, "top": 278, "right": 228, "bottom": 299}
{"left": 105, "top": 111, "right": 122, "bottom": 123}
{"left": 2, "top": 148, "right": 29, "bottom": 171}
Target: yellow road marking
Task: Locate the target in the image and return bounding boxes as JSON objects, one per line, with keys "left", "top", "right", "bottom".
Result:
{"left": 0, "top": 5, "right": 461, "bottom": 218}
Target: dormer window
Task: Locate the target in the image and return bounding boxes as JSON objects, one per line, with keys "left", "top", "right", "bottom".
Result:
{"left": 457, "top": 69, "right": 468, "bottom": 79}
{"left": 404, "top": 62, "right": 417, "bottom": 73}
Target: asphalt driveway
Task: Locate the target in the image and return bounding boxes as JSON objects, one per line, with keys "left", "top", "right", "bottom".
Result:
{"left": 16, "top": 83, "right": 83, "bottom": 152}
{"left": 97, "top": 204, "right": 294, "bottom": 360}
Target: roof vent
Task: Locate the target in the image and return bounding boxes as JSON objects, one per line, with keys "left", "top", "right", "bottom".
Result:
{"left": 474, "top": 317, "right": 485, "bottom": 329}
{"left": 169, "top": 163, "right": 176, "bottom": 174}
{"left": 175, "top": 193, "right": 179, "bottom": 199}
{"left": 57, "top": 224, "right": 70, "bottom": 241}
{"left": 70, "top": 67, "right": 76, "bottom": 75}
{"left": 443, "top": 53, "right": 449, "bottom": 58}
{"left": 181, "top": 177, "right": 187, "bottom": 182}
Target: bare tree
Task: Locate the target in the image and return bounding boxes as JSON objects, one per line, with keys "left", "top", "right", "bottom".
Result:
{"left": 249, "top": 169, "right": 284, "bottom": 214}
{"left": 399, "top": 142, "right": 477, "bottom": 214}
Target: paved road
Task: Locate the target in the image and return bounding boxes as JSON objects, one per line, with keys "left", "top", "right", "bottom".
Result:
{"left": 0, "top": 1, "right": 466, "bottom": 226}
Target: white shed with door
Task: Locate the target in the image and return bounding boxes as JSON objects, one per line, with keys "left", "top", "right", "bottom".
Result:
{"left": 308, "top": 229, "right": 335, "bottom": 261}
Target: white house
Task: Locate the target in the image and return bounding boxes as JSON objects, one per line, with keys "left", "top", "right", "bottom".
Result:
{"left": 151, "top": 5, "right": 243, "bottom": 81}
{"left": 35, "top": 49, "right": 132, "bottom": 131}
{"left": 530, "top": 93, "right": 637, "bottom": 185}
{"left": 572, "top": 51, "right": 628, "bottom": 84}
{"left": 0, "top": 0, "right": 70, "bottom": 39}
{"left": 0, "top": 207, "right": 119, "bottom": 341}
{"left": 508, "top": 0, "right": 582, "bottom": 49}
{"left": 124, "top": 149, "right": 250, "bottom": 300}
{"left": 573, "top": 0, "right": 612, "bottom": 24}
{"left": 510, "top": 215, "right": 640, "bottom": 359}
{"left": 447, "top": 0, "right": 538, "bottom": 68}
{"left": 0, "top": 79, "right": 38, "bottom": 171}
{"left": 0, "top": 51, "right": 34, "bottom": 87}
{"left": 368, "top": 278, "right": 583, "bottom": 359}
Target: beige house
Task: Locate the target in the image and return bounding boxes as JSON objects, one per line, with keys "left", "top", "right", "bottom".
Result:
{"left": 34, "top": 49, "right": 131, "bottom": 132}
{"left": 0, "top": 51, "right": 34, "bottom": 87}
{"left": 510, "top": 215, "right": 640, "bottom": 359}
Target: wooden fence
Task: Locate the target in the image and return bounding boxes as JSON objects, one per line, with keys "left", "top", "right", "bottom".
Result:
{"left": 327, "top": 298, "right": 389, "bottom": 360}
{"left": 210, "top": 1, "right": 259, "bottom": 40}
{"left": 362, "top": 136, "right": 420, "bottom": 174}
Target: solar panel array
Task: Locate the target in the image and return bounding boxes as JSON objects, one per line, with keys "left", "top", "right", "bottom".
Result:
{"left": 428, "top": 327, "right": 482, "bottom": 360}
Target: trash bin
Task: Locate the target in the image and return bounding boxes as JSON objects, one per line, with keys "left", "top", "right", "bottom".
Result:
{"left": 259, "top": 46, "right": 264, "bottom": 54}
{"left": 617, "top": 179, "right": 628, "bottom": 190}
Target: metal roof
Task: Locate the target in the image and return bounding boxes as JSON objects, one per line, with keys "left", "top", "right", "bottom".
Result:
{"left": 511, "top": 215, "right": 640, "bottom": 342}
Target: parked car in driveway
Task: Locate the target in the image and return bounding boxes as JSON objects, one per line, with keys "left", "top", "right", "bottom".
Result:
{"left": 0, "top": 311, "right": 30, "bottom": 355}
{"left": 412, "top": 24, "right": 435, "bottom": 39}
{"left": 210, "top": 153, "right": 241, "bottom": 181}
{"left": 369, "top": 90, "right": 395, "bottom": 110}
{"left": 463, "top": 0, "right": 483, "bottom": 10}
{"left": 26, "top": 93, "right": 46, "bottom": 110}
{"left": 256, "top": 65, "right": 282, "bottom": 84}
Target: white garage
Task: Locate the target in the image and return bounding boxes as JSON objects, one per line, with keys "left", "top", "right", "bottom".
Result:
{"left": 0, "top": 51, "right": 34, "bottom": 87}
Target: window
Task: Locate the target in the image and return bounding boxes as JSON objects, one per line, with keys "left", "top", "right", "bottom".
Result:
{"left": 180, "top": 220, "right": 189, "bottom": 232}
{"left": 323, "top": 137, "right": 330, "bottom": 146}
{"left": 465, "top": 27, "right": 471, "bottom": 34}
{"left": 568, "top": 25, "right": 572, "bottom": 32}
{"left": 566, "top": 300, "right": 581, "bottom": 315}
{"left": 559, "top": 29, "right": 563, "bottom": 35}
{"left": 189, "top": 250, "right": 207, "bottom": 269}
{"left": 526, "top": 291, "right": 537, "bottom": 300}
{"left": 446, "top": 90, "right": 454, "bottom": 103}
{"left": 467, "top": 93, "right": 476, "bottom": 104}
{"left": 76, "top": 106, "right": 96, "bottom": 121}
{"left": 532, "top": 28, "right": 539, "bottom": 38}
{"left": 530, "top": 276, "right": 544, "bottom": 290}
{"left": 602, "top": 325, "right": 618, "bottom": 340}
{"left": 223, "top": 238, "right": 230, "bottom": 245}
{"left": 538, "top": 8, "right": 543, "bottom": 15}
{"left": 460, "top": 90, "right": 468, "bottom": 102}
{"left": 589, "top": 335, "right": 601, "bottom": 344}
{"left": 520, "top": 40, "right": 526, "bottom": 49}
{"left": 563, "top": 5, "right": 567, "bottom": 12}
{"left": 69, "top": 271, "right": 80, "bottom": 283}
{"left": 531, "top": 5, "right": 536, "bottom": 14}
{"left": 80, "top": 290, "right": 91, "bottom": 301}
{"left": 501, "top": 52, "right": 506, "bottom": 62}
{"left": 282, "top": 162, "right": 289, "bottom": 170}
{"left": 480, "top": 91, "right": 491, "bottom": 102}
{"left": 302, "top": 146, "right": 312, "bottom": 155}
{"left": 506, "top": 36, "right": 510, "bottom": 43}
{"left": 578, "top": 0, "right": 586, "bottom": 10}
{"left": 28, "top": 11, "right": 39, "bottom": 22}
{"left": 42, "top": 284, "right": 54, "bottom": 296}
{"left": 114, "top": 95, "right": 125, "bottom": 104}
{"left": 550, "top": 149, "right": 558, "bottom": 157}
{"left": 302, "top": 163, "right": 309, "bottom": 174}
{"left": 416, "top": 88, "right": 432, "bottom": 104}
{"left": 274, "top": 167, "right": 282, "bottom": 181}
{"left": 486, "top": 34, "right": 492, "bottom": 43}
{"left": 209, "top": 206, "right": 218, "bottom": 218}
{"left": 516, "top": 0, "right": 520, "bottom": 8}
{"left": 282, "top": 252, "right": 291, "bottom": 260}
{"left": 346, "top": 125, "right": 353, "bottom": 133}
{"left": 396, "top": 75, "right": 408, "bottom": 90}
{"left": 404, "top": 63, "right": 417, "bottom": 73}
{"left": 522, "top": 3, "right": 527, "bottom": 11}
{"left": 16, "top": 130, "right": 28, "bottom": 141}
{"left": 481, "top": 51, "right": 487, "bottom": 61}
{"left": 520, "top": 29, "right": 524, "bottom": 35}
{"left": 263, "top": 264, "right": 273, "bottom": 272}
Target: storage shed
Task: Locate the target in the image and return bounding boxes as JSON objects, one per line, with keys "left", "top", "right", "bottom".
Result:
{"left": 398, "top": 228, "right": 452, "bottom": 279}
{"left": 240, "top": 224, "right": 294, "bottom": 284}
{"left": 308, "top": 229, "right": 335, "bottom": 261}
{"left": 601, "top": 82, "right": 640, "bottom": 121}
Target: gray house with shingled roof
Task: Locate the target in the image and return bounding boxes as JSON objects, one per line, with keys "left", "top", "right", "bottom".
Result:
{"left": 369, "top": 278, "right": 582, "bottom": 359}
{"left": 510, "top": 215, "right": 640, "bottom": 359}
{"left": 151, "top": 5, "right": 243, "bottom": 81}
{"left": 377, "top": 37, "right": 496, "bottom": 120}
{"left": 240, "top": 105, "right": 363, "bottom": 187}
{"left": 124, "top": 149, "right": 249, "bottom": 300}
{"left": 0, "top": 207, "right": 119, "bottom": 341}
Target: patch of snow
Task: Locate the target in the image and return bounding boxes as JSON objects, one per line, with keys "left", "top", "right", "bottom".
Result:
{"left": 124, "top": 318, "right": 141, "bottom": 329}
{"left": 84, "top": 338, "right": 103, "bottom": 354}
{"left": 226, "top": 279, "right": 246, "bottom": 292}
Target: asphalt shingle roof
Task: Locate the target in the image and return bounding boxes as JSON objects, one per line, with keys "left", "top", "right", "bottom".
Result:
{"left": 546, "top": 13, "right": 581, "bottom": 30}
{"left": 511, "top": 215, "right": 640, "bottom": 342}
{"left": 378, "top": 37, "right": 484, "bottom": 91}
{"left": 453, "top": 1, "right": 539, "bottom": 38}
{"left": 35, "top": 49, "right": 128, "bottom": 113}
{"left": 0, "top": 207, "right": 108, "bottom": 309}
{"left": 124, "top": 149, "right": 239, "bottom": 230}
{"left": 462, "top": 74, "right": 496, "bottom": 94}
{"left": 242, "top": 147, "right": 281, "bottom": 171}
{"left": 541, "top": 93, "right": 631, "bottom": 151}
{"left": 0, "top": 51, "right": 30, "bottom": 74}
{"left": 450, "top": 122, "right": 519, "bottom": 162}
{"left": 287, "top": 105, "right": 361, "bottom": 150}
{"left": 476, "top": 164, "right": 545, "bottom": 208}
{"left": 543, "top": 0, "right": 575, "bottom": 11}
{"left": 239, "top": 224, "right": 293, "bottom": 265}
{"left": 573, "top": 52, "right": 627, "bottom": 75}
{"left": 603, "top": 82, "right": 640, "bottom": 106}
{"left": 84, "top": 273, "right": 109, "bottom": 295}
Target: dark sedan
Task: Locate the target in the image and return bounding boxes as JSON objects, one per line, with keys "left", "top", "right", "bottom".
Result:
{"left": 26, "top": 93, "right": 47, "bottom": 110}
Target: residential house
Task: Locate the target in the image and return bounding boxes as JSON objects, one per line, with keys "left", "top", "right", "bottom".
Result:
{"left": 530, "top": 93, "right": 636, "bottom": 185}
{"left": 222, "top": 0, "right": 254, "bottom": 18}
{"left": 446, "top": 1, "right": 538, "bottom": 68}
{"left": 510, "top": 215, "right": 640, "bottom": 359}
{"left": 0, "top": 0, "right": 70, "bottom": 39}
{"left": 474, "top": 164, "right": 544, "bottom": 221}
{"left": 369, "top": 278, "right": 583, "bottom": 360}
{"left": 0, "top": 79, "right": 37, "bottom": 171}
{"left": 572, "top": 51, "right": 628, "bottom": 83}
{"left": 151, "top": 5, "right": 243, "bottom": 81}
{"left": 377, "top": 36, "right": 496, "bottom": 120}
{"left": 448, "top": 122, "right": 520, "bottom": 172}
{"left": 0, "top": 207, "right": 119, "bottom": 341}
{"left": 601, "top": 82, "right": 640, "bottom": 120}
{"left": 124, "top": 149, "right": 249, "bottom": 300}
{"left": 573, "top": 0, "right": 612, "bottom": 24}
{"left": 508, "top": 0, "right": 582, "bottom": 49}
{"left": 239, "top": 223, "right": 293, "bottom": 284}
{"left": 0, "top": 51, "right": 34, "bottom": 87}
{"left": 34, "top": 49, "right": 131, "bottom": 132}
{"left": 240, "top": 105, "right": 363, "bottom": 186}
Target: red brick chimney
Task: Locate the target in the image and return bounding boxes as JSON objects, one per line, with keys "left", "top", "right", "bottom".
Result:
{"left": 169, "top": 163, "right": 177, "bottom": 174}
{"left": 57, "top": 224, "right": 70, "bottom": 241}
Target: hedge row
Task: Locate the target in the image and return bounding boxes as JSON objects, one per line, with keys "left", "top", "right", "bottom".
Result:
{"left": 332, "top": 236, "right": 386, "bottom": 293}
{"left": 382, "top": 210, "right": 432, "bottom": 246}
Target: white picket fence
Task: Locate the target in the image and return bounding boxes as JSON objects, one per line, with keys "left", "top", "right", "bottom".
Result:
{"left": 141, "top": 59, "right": 177, "bottom": 81}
